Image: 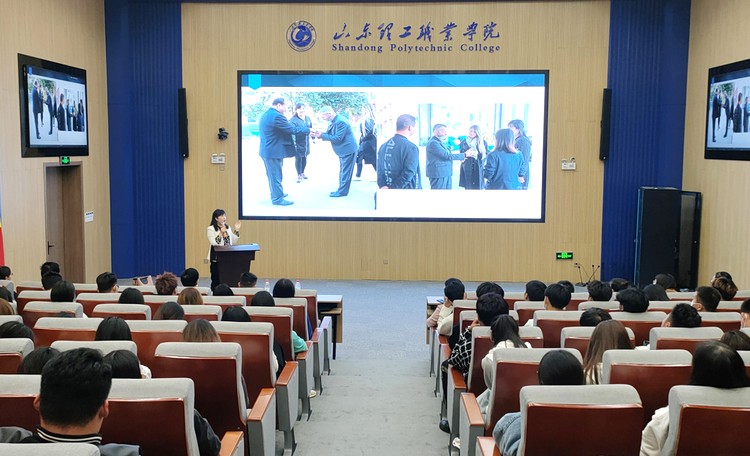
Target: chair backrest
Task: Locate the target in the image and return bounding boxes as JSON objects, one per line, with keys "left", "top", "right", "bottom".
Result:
{"left": 33, "top": 317, "right": 103, "bottom": 347}
{"left": 125, "top": 320, "right": 187, "bottom": 367}
{"left": 0, "top": 374, "right": 40, "bottom": 431}
{"left": 274, "top": 297, "right": 309, "bottom": 339}
{"left": 663, "top": 385, "right": 750, "bottom": 456}
{"left": 176, "top": 286, "right": 211, "bottom": 295}
{"left": 697, "top": 311, "right": 741, "bottom": 332}
{"left": 123, "top": 285, "right": 157, "bottom": 295}
{"left": 514, "top": 301, "right": 545, "bottom": 326}
{"left": 518, "top": 326, "right": 544, "bottom": 348}
{"left": 22, "top": 301, "right": 83, "bottom": 327}
{"left": 602, "top": 349, "right": 692, "bottom": 426}
{"left": 182, "top": 304, "right": 222, "bottom": 322}
{"left": 519, "top": 384, "right": 643, "bottom": 456}
{"left": 667, "top": 292, "right": 696, "bottom": 301}
{"left": 16, "top": 281, "right": 43, "bottom": 294}
{"left": 92, "top": 303, "right": 151, "bottom": 320}
{"left": 486, "top": 347, "right": 583, "bottom": 433}
{"left": 459, "top": 310, "right": 519, "bottom": 332}
{"left": 229, "top": 287, "right": 264, "bottom": 301}
{"left": 534, "top": 310, "right": 584, "bottom": 348}
{"left": 0, "top": 443, "right": 100, "bottom": 455}
{"left": 565, "top": 293, "right": 590, "bottom": 311}
{"left": 0, "top": 315, "right": 22, "bottom": 325}
{"left": 716, "top": 300, "right": 742, "bottom": 312}
{"left": 649, "top": 327, "right": 723, "bottom": 353}
{"left": 74, "top": 293, "right": 122, "bottom": 316}
{"left": 16, "top": 290, "right": 51, "bottom": 314}
{"left": 734, "top": 289, "right": 750, "bottom": 299}
{"left": 152, "top": 342, "right": 246, "bottom": 436}
{"left": 244, "top": 306, "right": 295, "bottom": 362}
{"left": 142, "top": 294, "right": 181, "bottom": 316}
{"left": 451, "top": 299, "right": 477, "bottom": 329}
{"left": 503, "top": 291, "right": 525, "bottom": 310}
{"left": 71, "top": 283, "right": 99, "bottom": 296}
{"left": 610, "top": 311, "right": 667, "bottom": 346}
{"left": 467, "top": 326, "right": 493, "bottom": 395}
{"left": 560, "top": 326, "right": 635, "bottom": 357}
{"left": 51, "top": 340, "right": 138, "bottom": 356}
{"left": 0, "top": 338, "right": 34, "bottom": 374}
{"left": 295, "top": 288, "right": 318, "bottom": 328}
{"left": 104, "top": 377, "right": 199, "bottom": 456}
{"left": 647, "top": 300, "right": 687, "bottom": 313}
{"left": 210, "top": 321, "right": 276, "bottom": 402}
{"left": 578, "top": 301, "right": 620, "bottom": 312}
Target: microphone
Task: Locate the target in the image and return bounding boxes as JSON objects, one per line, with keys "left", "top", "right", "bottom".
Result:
{"left": 574, "top": 262, "right": 585, "bottom": 287}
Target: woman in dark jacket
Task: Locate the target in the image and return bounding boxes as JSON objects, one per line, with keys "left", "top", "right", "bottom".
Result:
{"left": 356, "top": 117, "right": 377, "bottom": 178}
{"left": 508, "top": 119, "right": 531, "bottom": 189}
{"left": 484, "top": 128, "right": 525, "bottom": 190}
{"left": 290, "top": 102, "right": 313, "bottom": 182}
{"left": 458, "top": 125, "right": 487, "bottom": 189}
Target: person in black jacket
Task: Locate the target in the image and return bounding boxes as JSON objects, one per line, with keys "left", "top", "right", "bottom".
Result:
{"left": 56, "top": 93, "right": 67, "bottom": 132}
{"left": 31, "top": 80, "right": 43, "bottom": 139}
{"left": 376, "top": 114, "right": 421, "bottom": 190}
{"left": 458, "top": 125, "right": 487, "bottom": 190}
{"left": 290, "top": 102, "right": 312, "bottom": 183}
{"left": 356, "top": 117, "right": 377, "bottom": 179}
{"left": 313, "top": 106, "right": 358, "bottom": 197}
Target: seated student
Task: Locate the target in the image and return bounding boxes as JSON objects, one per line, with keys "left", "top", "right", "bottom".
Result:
{"left": 238, "top": 272, "right": 258, "bottom": 288}
{"left": 41, "top": 272, "right": 62, "bottom": 291}
{"left": 643, "top": 284, "right": 669, "bottom": 302}
{"left": 710, "top": 271, "right": 733, "bottom": 287}
{"left": 477, "top": 281, "right": 505, "bottom": 298}
{"left": 640, "top": 341, "right": 750, "bottom": 455}
{"left": 557, "top": 280, "right": 575, "bottom": 295}
{"left": 579, "top": 307, "right": 612, "bottom": 327}
{"left": 654, "top": 273, "right": 678, "bottom": 292}
{"left": 102, "top": 349, "right": 221, "bottom": 456}
{"left": 118, "top": 287, "right": 145, "bottom": 304}
{"left": 17, "top": 347, "right": 60, "bottom": 374}
{"left": 0, "top": 265, "right": 15, "bottom": 298}
{"left": 0, "top": 348, "right": 141, "bottom": 455}
{"left": 544, "top": 283, "right": 572, "bottom": 312}
{"left": 95, "top": 317, "right": 151, "bottom": 378}
{"left": 153, "top": 301, "right": 185, "bottom": 320}
{"left": 50, "top": 280, "right": 75, "bottom": 302}
{"left": 662, "top": 303, "right": 702, "bottom": 328}
{"left": 177, "top": 288, "right": 204, "bottom": 305}
{"left": 616, "top": 287, "right": 649, "bottom": 313}
{"left": 39, "top": 261, "right": 60, "bottom": 281}
{"left": 720, "top": 330, "right": 750, "bottom": 351}
{"left": 582, "top": 320, "right": 633, "bottom": 384}
{"left": 96, "top": 272, "right": 118, "bottom": 293}
{"left": 524, "top": 280, "right": 546, "bottom": 301}
{"left": 493, "top": 350, "right": 584, "bottom": 456}
{"left": 183, "top": 319, "right": 220, "bottom": 343}
{"left": 180, "top": 268, "right": 200, "bottom": 287}
{"left": 587, "top": 280, "right": 613, "bottom": 302}
{"left": 155, "top": 272, "right": 178, "bottom": 296}
{"left": 427, "top": 277, "right": 462, "bottom": 329}
{"left": 0, "top": 321, "right": 34, "bottom": 342}
{"left": 273, "top": 278, "right": 312, "bottom": 338}
{"left": 222, "top": 306, "right": 283, "bottom": 376}
{"left": 609, "top": 277, "right": 632, "bottom": 292}
{"left": 251, "top": 291, "right": 308, "bottom": 354}
{"left": 435, "top": 279, "right": 467, "bottom": 336}
{"left": 0, "top": 298, "right": 13, "bottom": 316}
{"left": 212, "top": 284, "right": 234, "bottom": 296}
{"left": 0, "top": 287, "right": 13, "bottom": 305}
{"left": 691, "top": 286, "right": 722, "bottom": 312}
{"left": 741, "top": 299, "right": 750, "bottom": 329}
{"left": 712, "top": 276, "right": 738, "bottom": 301}
{"left": 479, "top": 315, "right": 530, "bottom": 404}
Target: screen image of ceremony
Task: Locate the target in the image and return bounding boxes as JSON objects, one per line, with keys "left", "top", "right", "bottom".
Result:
{"left": 239, "top": 72, "right": 547, "bottom": 221}
{"left": 706, "top": 69, "right": 750, "bottom": 152}
{"left": 26, "top": 66, "right": 87, "bottom": 148}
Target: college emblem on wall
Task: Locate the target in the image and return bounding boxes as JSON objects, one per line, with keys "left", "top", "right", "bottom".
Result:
{"left": 287, "top": 21, "right": 316, "bottom": 52}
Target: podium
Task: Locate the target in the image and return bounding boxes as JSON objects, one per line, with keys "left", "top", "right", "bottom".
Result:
{"left": 211, "top": 244, "right": 260, "bottom": 285}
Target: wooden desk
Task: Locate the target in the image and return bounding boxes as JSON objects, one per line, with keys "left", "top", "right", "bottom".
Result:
{"left": 318, "top": 294, "right": 343, "bottom": 359}
{"left": 426, "top": 296, "right": 442, "bottom": 344}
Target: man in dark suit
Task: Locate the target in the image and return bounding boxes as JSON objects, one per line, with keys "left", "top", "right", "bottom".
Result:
{"left": 426, "top": 123, "right": 465, "bottom": 189}
{"left": 45, "top": 88, "right": 55, "bottom": 135}
{"left": 56, "top": 93, "right": 67, "bottom": 132}
{"left": 711, "top": 88, "right": 721, "bottom": 141}
{"left": 31, "top": 80, "right": 43, "bottom": 139}
{"left": 724, "top": 95, "right": 733, "bottom": 137}
{"left": 259, "top": 97, "right": 309, "bottom": 206}
{"left": 314, "top": 106, "right": 358, "bottom": 197}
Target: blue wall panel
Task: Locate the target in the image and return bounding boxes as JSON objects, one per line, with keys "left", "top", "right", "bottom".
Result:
{"left": 106, "top": 0, "right": 185, "bottom": 278}
{"left": 601, "top": 0, "right": 690, "bottom": 281}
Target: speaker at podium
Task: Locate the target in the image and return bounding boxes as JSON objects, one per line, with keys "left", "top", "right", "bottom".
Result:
{"left": 211, "top": 244, "right": 260, "bottom": 286}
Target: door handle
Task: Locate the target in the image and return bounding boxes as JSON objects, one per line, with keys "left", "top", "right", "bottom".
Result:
{"left": 47, "top": 242, "right": 55, "bottom": 255}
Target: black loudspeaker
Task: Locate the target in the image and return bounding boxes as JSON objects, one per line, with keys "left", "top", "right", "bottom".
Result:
{"left": 178, "top": 88, "right": 189, "bottom": 159}
{"left": 634, "top": 187, "right": 701, "bottom": 290}
{"left": 599, "top": 88, "right": 612, "bottom": 160}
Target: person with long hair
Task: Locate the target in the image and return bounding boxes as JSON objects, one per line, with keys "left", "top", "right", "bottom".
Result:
{"left": 484, "top": 129, "right": 526, "bottom": 190}
{"left": 481, "top": 315, "right": 530, "bottom": 389}
{"left": 183, "top": 319, "right": 221, "bottom": 343}
{"left": 206, "top": 208, "right": 241, "bottom": 291}
{"left": 508, "top": 119, "right": 531, "bottom": 189}
{"left": 290, "top": 102, "right": 313, "bottom": 182}
{"left": 582, "top": 319, "right": 633, "bottom": 384}
{"left": 177, "top": 287, "right": 204, "bottom": 305}
{"left": 458, "top": 125, "right": 486, "bottom": 189}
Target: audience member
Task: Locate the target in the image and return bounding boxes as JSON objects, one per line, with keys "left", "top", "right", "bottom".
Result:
{"left": 663, "top": 303, "right": 702, "bottom": 328}
{"left": 617, "top": 287, "right": 649, "bottom": 313}
{"left": 493, "top": 350, "right": 584, "bottom": 455}
{"left": 579, "top": 307, "right": 611, "bottom": 327}
{"left": 557, "top": 280, "right": 575, "bottom": 295}
{"left": 50, "top": 280, "right": 75, "bottom": 302}
{"left": 0, "top": 321, "right": 34, "bottom": 342}
{"left": 710, "top": 271, "right": 733, "bottom": 287}
{"left": 39, "top": 262, "right": 60, "bottom": 280}
{"left": 221, "top": 306, "right": 284, "bottom": 377}
{"left": 582, "top": 320, "right": 633, "bottom": 384}
{"left": 586, "top": 280, "right": 613, "bottom": 302}
{"left": 427, "top": 278, "right": 462, "bottom": 329}
{"left": 238, "top": 272, "right": 258, "bottom": 288}
{"left": 0, "top": 298, "right": 14, "bottom": 315}
{"left": 643, "top": 284, "right": 669, "bottom": 302}
{"left": 435, "top": 279, "right": 467, "bottom": 336}
{"left": 654, "top": 273, "right": 677, "bottom": 292}
{"left": 95, "top": 317, "right": 132, "bottom": 341}
{"left": 180, "top": 268, "right": 199, "bottom": 287}
{"left": 118, "top": 287, "right": 145, "bottom": 304}
{"left": 481, "top": 315, "right": 530, "bottom": 389}
{"left": 272, "top": 278, "right": 295, "bottom": 298}
{"left": 96, "top": 272, "right": 118, "bottom": 293}
{"left": 41, "top": 272, "right": 62, "bottom": 291}
{"left": 640, "top": 341, "right": 750, "bottom": 455}
{"left": 720, "top": 330, "right": 750, "bottom": 351}
{"left": 712, "top": 276, "right": 738, "bottom": 301}
{"left": 543, "top": 283, "right": 571, "bottom": 311}
{"left": 153, "top": 301, "right": 184, "bottom": 320}
{"left": 741, "top": 299, "right": 750, "bottom": 329}
{"left": 177, "top": 288, "right": 204, "bottom": 305}
{"left": 476, "top": 281, "right": 504, "bottom": 298}
{"left": 212, "top": 284, "right": 234, "bottom": 296}
{"left": 17, "top": 347, "right": 60, "bottom": 374}
{"left": 103, "top": 349, "right": 142, "bottom": 379}
{"left": 0, "top": 287, "right": 13, "bottom": 304}
{"left": 609, "top": 278, "right": 631, "bottom": 292}
{"left": 0, "top": 266, "right": 11, "bottom": 280}
{"left": 154, "top": 272, "right": 178, "bottom": 295}
{"left": 524, "top": 280, "right": 546, "bottom": 301}
{"left": 183, "top": 319, "right": 220, "bottom": 342}
{"left": 249, "top": 291, "right": 308, "bottom": 354}
{"left": 692, "top": 286, "right": 721, "bottom": 312}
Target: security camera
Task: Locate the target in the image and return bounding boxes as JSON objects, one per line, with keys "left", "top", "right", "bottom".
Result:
{"left": 217, "top": 128, "right": 228, "bottom": 141}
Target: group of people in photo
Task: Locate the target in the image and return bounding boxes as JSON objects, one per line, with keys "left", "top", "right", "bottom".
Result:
{"left": 710, "top": 85, "right": 749, "bottom": 141}
{"left": 257, "top": 96, "right": 533, "bottom": 206}
{"left": 30, "top": 78, "right": 85, "bottom": 140}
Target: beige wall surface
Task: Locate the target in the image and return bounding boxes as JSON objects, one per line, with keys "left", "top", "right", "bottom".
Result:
{"left": 182, "top": 1, "right": 610, "bottom": 282}
{"left": 684, "top": 0, "right": 750, "bottom": 287}
{"left": 0, "top": 0, "right": 110, "bottom": 282}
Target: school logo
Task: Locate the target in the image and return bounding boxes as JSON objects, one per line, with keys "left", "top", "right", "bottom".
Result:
{"left": 287, "top": 21, "right": 316, "bottom": 52}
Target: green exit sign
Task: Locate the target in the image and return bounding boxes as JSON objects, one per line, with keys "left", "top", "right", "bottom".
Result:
{"left": 556, "top": 251, "right": 574, "bottom": 260}
{"left": 59, "top": 156, "right": 71, "bottom": 165}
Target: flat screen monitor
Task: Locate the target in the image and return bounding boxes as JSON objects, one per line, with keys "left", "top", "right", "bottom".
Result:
{"left": 705, "top": 57, "right": 750, "bottom": 161}
{"left": 18, "top": 54, "right": 89, "bottom": 157}
{"left": 238, "top": 71, "right": 548, "bottom": 222}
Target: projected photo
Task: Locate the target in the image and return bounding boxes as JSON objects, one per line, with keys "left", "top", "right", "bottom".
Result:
{"left": 27, "top": 67, "right": 87, "bottom": 147}
{"left": 238, "top": 72, "right": 548, "bottom": 221}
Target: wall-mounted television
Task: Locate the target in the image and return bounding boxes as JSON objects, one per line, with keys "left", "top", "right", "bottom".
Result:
{"left": 18, "top": 54, "right": 89, "bottom": 158}
{"left": 705, "top": 58, "right": 750, "bottom": 161}
{"left": 238, "top": 71, "right": 548, "bottom": 222}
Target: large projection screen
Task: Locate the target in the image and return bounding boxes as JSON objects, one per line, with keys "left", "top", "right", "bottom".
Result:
{"left": 238, "top": 72, "right": 548, "bottom": 222}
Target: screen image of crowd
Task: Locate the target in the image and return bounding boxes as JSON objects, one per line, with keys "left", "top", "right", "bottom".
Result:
{"left": 27, "top": 75, "right": 86, "bottom": 146}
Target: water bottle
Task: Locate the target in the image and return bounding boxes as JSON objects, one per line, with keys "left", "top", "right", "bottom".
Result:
{"left": 264, "top": 280, "right": 270, "bottom": 291}
{"left": 295, "top": 279, "right": 301, "bottom": 290}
